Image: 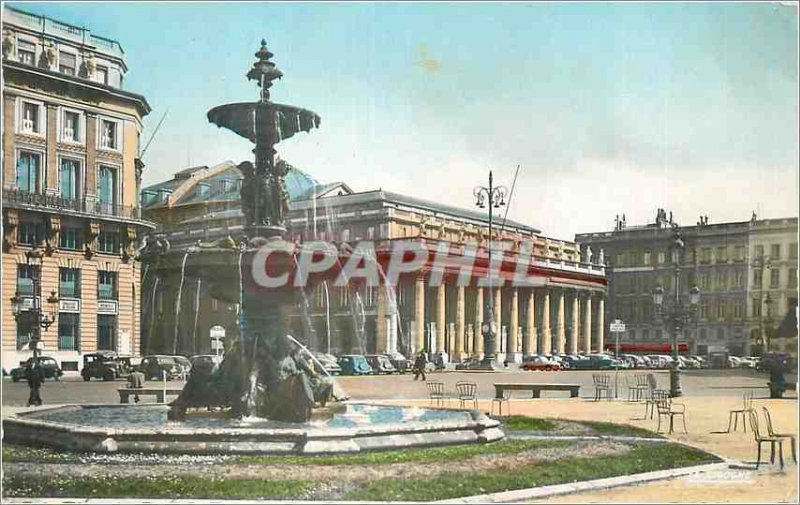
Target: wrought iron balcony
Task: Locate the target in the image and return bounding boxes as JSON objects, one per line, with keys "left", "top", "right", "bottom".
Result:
{"left": 3, "top": 189, "right": 141, "bottom": 219}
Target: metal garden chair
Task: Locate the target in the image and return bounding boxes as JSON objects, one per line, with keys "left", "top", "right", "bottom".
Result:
{"left": 655, "top": 390, "right": 687, "bottom": 434}
{"left": 762, "top": 406, "right": 796, "bottom": 464}
{"left": 491, "top": 389, "right": 511, "bottom": 417}
{"left": 749, "top": 409, "right": 784, "bottom": 469}
{"left": 426, "top": 381, "right": 447, "bottom": 407}
{"left": 727, "top": 391, "right": 754, "bottom": 432}
{"left": 455, "top": 381, "right": 478, "bottom": 409}
{"left": 592, "top": 374, "right": 613, "bottom": 401}
{"left": 627, "top": 373, "right": 649, "bottom": 402}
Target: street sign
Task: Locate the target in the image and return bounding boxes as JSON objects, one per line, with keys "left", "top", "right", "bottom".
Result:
{"left": 610, "top": 321, "right": 626, "bottom": 332}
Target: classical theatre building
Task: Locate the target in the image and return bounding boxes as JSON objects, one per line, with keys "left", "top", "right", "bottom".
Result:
{"left": 141, "top": 162, "right": 608, "bottom": 362}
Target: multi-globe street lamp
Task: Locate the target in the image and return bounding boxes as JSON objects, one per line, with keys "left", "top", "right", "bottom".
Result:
{"left": 474, "top": 171, "right": 508, "bottom": 366}
{"left": 10, "top": 249, "right": 60, "bottom": 362}
{"left": 651, "top": 224, "right": 700, "bottom": 398}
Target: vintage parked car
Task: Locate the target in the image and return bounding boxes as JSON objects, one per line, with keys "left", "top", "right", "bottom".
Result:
{"left": 567, "top": 354, "right": 617, "bottom": 370}
{"left": 81, "top": 351, "right": 134, "bottom": 381}
{"left": 338, "top": 354, "right": 373, "bottom": 375}
{"left": 365, "top": 354, "right": 397, "bottom": 374}
{"left": 190, "top": 354, "right": 222, "bottom": 370}
{"left": 139, "top": 355, "right": 185, "bottom": 380}
{"left": 312, "top": 352, "right": 342, "bottom": 375}
{"left": 383, "top": 352, "right": 412, "bottom": 374}
{"left": 10, "top": 356, "right": 63, "bottom": 382}
{"left": 172, "top": 355, "right": 192, "bottom": 378}
{"left": 521, "top": 355, "right": 563, "bottom": 371}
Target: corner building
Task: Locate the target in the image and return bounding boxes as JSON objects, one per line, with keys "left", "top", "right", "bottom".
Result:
{"left": 1, "top": 6, "right": 153, "bottom": 372}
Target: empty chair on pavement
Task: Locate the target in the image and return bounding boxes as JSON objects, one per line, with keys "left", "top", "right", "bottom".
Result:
{"left": 749, "top": 409, "right": 784, "bottom": 470}
{"left": 727, "top": 391, "right": 754, "bottom": 433}
{"left": 762, "top": 406, "right": 796, "bottom": 464}
{"left": 455, "top": 381, "right": 478, "bottom": 410}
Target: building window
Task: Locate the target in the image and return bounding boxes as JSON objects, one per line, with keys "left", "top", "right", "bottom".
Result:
{"left": 733, "top": 270, "right": 744, "bottom": 289}
{"left": 701, "top": 248, "right": 712, "bottom": 264}
{"left": 58, "top": 51, "right": 76, "bottom": 75}
{"left": 716, "top": 300, "right": 727, "bottom": 320}
{"left": 59, "top": 268, "right": 80, "bottom": 298}
{"left": 643, "top": 251, "right": 651, "bottom": 265}
{"left": 770, "top": 244, "right": 781, "bottom": 260}
{"left": 734, "top": 246, "right": 745, "bottom": 262}
{"left": 211, "top": 298, "right": 218, "bottom": 311}
{"left": 716, "top": 246, "right": 727, "bottom": 263}
{"left": 753, "top": 269, "right": 763, "bottom": 289}
{"left": 58, "top": 313, "right": 80, "bottom": 351}
{"left": 100, "top": 119, "right": 118, "bottom": 150}
{"left": 59, "top": 157, "right": 81, "bottom": 200}
{"left": 62, "top": 110, "right": 82, "bottom": 142}
{"left": 98, "top": 229, "right": 119, "bottom": 253}
{"left": 753, "top": 299, "right": 762, "bottom": 318}
{"left": 770, "top": 268, "right": 780, "bottom": 289}
{"left": 17, "top": 221, "right": 43, "bottom": 246}
{"left": 657, "top": 251, "right": 666, "bottom": 265}
{"left": 16, "top": 150, "right": 42, "bottom": 193}
{"left": 60, "top": 226, "right": 82, "bottom": 250}
{"left": 97, "top": 315, "right": 116, "bottom": 351}
{"left": 16, "top": 264, "right": 36, "bottom": 296}
{"left": 699, "top": 300, "right": 709, "bottom": 320}
{"left": 98, "top": 271, "right": 117, "bottom": 300}
{"left": 715, "top": 272, "right": 727, "bottom": 291}
{"left": 790, "top": 243, "right": 798, "bottom": 260}
{"left": 17, "top": 39, "right": 35, "bottom": 65}
{"left": 754, "top": 245, "right": 764, "bottom": 259}
{"left": 734, "top": 300, "right": 745, "bottom": 319}
{"left": 789, "top": 268, "right": 797, "bottom": 289}
{"left": 95, "top": 65, "right": 108, "bottom": 85}
{"left": 98, "top": 165, "right": 118, "bottom": 212}
{"left": 20, "top": 101, "right": 41, "bottom": 134}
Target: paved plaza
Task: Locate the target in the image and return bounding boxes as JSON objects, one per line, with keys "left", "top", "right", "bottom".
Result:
{"left": 2, "top": 368, "right": 797, "bottom": 502}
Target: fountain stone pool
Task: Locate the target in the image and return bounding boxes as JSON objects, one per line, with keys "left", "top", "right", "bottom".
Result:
{"left": 3, "top": 402, "right": 503, "bottom": 454}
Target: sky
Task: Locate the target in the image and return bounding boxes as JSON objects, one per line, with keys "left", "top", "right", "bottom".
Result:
{"left": 9, "top": 1, "right": 799, "bottom": 241}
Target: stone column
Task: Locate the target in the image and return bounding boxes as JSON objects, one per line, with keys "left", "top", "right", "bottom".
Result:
{"left": 508, "top": 287, "right": 520, "bottom": 362}
{"left": 596, "top": 295, "right": 605, "bottom": 353}
{"left": 436, "top": 283, "right": 446, "bottom": 354}
{"left": 475, "top": 287, "right": 484, "bottom": 358}
{"left": 414, "top": 276, "right": 425, "bottom": 353}
{"left": 570, "top": 292, "right": 579, "bottom": 354}
{"left": 455, "top": 285, "right": 465, "bottom": 360}
{"left": 376, "top": 285, "right": 387, "bottom": 353}
{"left": 583, "top": 294, "right": 592, "bottom": 353}
{"left": 45, "top": 103, "right": 58, "bottom": 195}
{"left": 524, "top": 289, "right": 536, "bottom": 357}
{"left": 493, "top": 287, "right": 502, "bottom": 357}
{"left": 541, "top": 288, "right": 551, "bottom": 354}
{"left": 556, "top": 289, "right": 566, "bottom": 354}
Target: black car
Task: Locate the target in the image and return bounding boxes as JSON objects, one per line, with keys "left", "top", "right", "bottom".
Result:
{"left": 81, "top": 351, "right": 133, "bottom": 381}
{"left": 139, "top": 355, "right": 185, "bottom": 380}
{"left": 365, "top": 354, "right": 397, "bottom": 374}
{"left": 10, "top": 357, "right": 63, "bottom": 382}
{"left": 383, "top": 352, "right": 411, "bottom": 374}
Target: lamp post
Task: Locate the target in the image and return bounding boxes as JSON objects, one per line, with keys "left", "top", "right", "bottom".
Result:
{"left": 651, "top": 224, "right": 700, "bottom": 398}
{"left": 474, "top": 171, "right": 508, "bottom": 366}
{"left": 763, "top": 292, "right": 774, "bottom": 353}
{"left": 10, "top": 249, "right": 60, "bottom": 361}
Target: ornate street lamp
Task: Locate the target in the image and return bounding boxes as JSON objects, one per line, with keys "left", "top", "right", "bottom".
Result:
{"left": 11, "top": 249, "right": 60, "bottom": 361}
{"left": 652, "top": 224, "right": 700, "bottom": 397}
{"left": 474, "top": 171, "right": 508, "bottom": 366}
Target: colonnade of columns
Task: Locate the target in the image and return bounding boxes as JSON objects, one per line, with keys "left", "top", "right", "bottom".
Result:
{"left": 379, "top": 277, "right": 605, "bottom": 361}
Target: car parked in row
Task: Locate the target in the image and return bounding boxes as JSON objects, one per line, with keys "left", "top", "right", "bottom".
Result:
{"left": 338, "top": 354, "right": 373, "bottom": 375}
{"left": 10, "top": 356, "right": 63, "bottom": 382}
{"left": 312, "top": 352, "right": 342, "bottom": 375}
{"left": 384, "top": 352, "right": 412, "bottom": 373}
{"left": 81, "top": 351, "right": 135, "bottom": 381}
{"left": 521, "top": 355, "right": 563, "bottom": 371}
{"left": 189, "top": 354, "right": 222, "bottom": 372}
{"left": 139, "top": 355, "right": 185, "bottom": 380}
{"left": 365, "top": 354, "right": 397, "bottom": 374}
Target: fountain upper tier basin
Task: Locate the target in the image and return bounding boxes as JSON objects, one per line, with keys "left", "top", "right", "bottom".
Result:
{"left": 4, "top": 403, "right": 503, "bottom": 455}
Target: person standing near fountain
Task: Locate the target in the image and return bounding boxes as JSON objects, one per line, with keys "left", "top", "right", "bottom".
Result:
{"left": 127, "top": 368, "right": 146, "bottom": 403}
{"left": 25, "top": 359, "right": 44, "bottom": 406}
{"left": 413, "top": 351, "right": 428, "bottom": 381}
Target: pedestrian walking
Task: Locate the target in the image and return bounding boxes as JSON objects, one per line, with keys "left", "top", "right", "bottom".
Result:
{"left": 26, "top": 359, "right": 44, "bottom": 407}
{"left": 413, "top": 351, "right": 428, "bottom": 381}
{"left": 127, "top": 368, "right": 146, "bottom": 403}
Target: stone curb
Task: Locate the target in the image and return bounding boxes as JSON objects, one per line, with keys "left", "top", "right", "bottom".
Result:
{"left": 3, "top": 461, "right": 733, "bottom": 505}
{"left": 434, "top": 461, "right": 732, "bottom": 504}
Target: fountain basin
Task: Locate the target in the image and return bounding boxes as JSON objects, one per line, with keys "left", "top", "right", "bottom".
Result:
{"left": 3, "top": 402, "right": 504, "bottom": 455}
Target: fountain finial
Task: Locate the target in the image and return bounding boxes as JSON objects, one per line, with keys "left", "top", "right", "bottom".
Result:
{"left": 246, "top": 39, "right": 283, "bottom": 102}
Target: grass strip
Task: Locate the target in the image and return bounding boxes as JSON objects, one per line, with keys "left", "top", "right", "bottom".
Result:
{"left": 2, "top": 444, "right": 75, "bottom": 463}
{"left": 233, "top": 438, "right": 569, "bottom": 465}
{"left": 503, "top": 415, "right": 558, "bottom": 431}
{"left": 343, "top": 442, "right": 719, "bottom": 501}
{"left": 578, "top": 419, "right": 664, "bottom": 439}
{"left": 2, "top": 475, "right": 312, "bottom": 499}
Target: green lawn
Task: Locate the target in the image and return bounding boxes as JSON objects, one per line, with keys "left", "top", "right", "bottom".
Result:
{"left": 503, "top": 415, "right": 558, "bottom": 431}
{"left": 343, "top": 443, "right": 719, "bottom": 501}
{"left": 233, "top": 438, "right": 569, "bottom": 465}
{"left": 502, "top": 415, "right": 663, "bottom": 439}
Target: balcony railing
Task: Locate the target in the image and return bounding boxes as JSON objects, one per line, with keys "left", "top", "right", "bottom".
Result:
{"left": 3, "top": 189, "right": 140, "bottom": 219}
